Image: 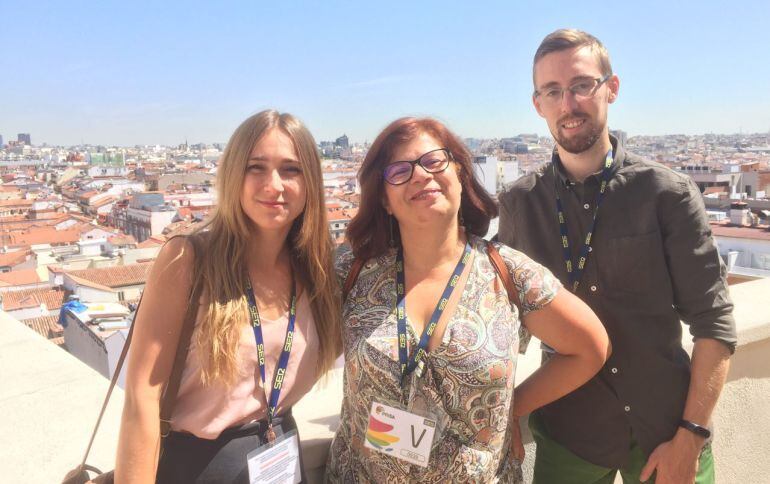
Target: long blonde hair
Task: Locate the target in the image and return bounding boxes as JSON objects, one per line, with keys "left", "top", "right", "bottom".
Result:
{"left": 193, "top": 110, "right": 340, "bottom": 385}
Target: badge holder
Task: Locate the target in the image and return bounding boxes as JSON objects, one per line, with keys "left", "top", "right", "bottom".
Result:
{"left": 246, "top": 428, "right": 301, "bottom": 484}
{"left": 364, "top": 365, "right": 438, "bottom": 468}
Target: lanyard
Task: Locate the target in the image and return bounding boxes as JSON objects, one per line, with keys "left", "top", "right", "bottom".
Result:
{"left": 554, "top": 149, "right": 614, "bottom": 291}
{"left": 245, "top": 275, "right": 297, "bottom": 442}
{"left": 395, "top": 241, "right": 471, "bottom": 384}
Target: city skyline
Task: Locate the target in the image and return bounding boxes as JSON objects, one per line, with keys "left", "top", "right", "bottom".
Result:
{"left": 2, "top": 0, "right": 769, "bottom": 146}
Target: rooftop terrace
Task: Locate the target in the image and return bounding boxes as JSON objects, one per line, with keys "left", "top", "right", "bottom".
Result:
{"left": 1, "top": 278, "right": 768, "bottom": 483}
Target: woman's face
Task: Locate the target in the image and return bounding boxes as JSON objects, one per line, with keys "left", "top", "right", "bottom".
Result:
{"left": 382, "top": 132, "right": 462, "bottom": 232}
{"left": 240, "top": 128, "right": 307, "bottom": 235}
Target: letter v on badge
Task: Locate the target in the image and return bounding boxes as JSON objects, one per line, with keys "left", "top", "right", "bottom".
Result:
{"left": 364, "top": 401, "right": 436, "bottom": 467}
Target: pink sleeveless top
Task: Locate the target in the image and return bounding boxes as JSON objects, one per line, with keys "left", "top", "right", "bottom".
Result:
{"left": 170, "top": 292, "right": 320, "bottom": 439}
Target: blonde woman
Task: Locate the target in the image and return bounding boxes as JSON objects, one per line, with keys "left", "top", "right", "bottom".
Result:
{"left": 115, "top": 110, "right": 340, "bottom": 483}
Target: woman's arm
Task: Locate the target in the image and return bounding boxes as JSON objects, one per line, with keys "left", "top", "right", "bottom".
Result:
{"left": 115, "top": 237, "right": 196, "bottom": 483}
{"left": 513, "top": 288, "right": 611, "bottom": 418}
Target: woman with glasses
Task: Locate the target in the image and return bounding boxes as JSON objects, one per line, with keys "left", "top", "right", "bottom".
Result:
{"left": 115, "top": 110, "right": 340, "bottom": 483}
{"left": 326, "top": 117, "right": 611, "bottom": 482}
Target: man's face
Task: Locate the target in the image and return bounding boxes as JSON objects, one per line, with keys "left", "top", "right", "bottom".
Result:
{"left": 533, "top": 46, "right": 619, "bottom": 155}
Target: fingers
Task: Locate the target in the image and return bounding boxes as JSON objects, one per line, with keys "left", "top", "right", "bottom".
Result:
{"left": 640, "top": 452, "right": 658, "bottom": 482}
{"left": 513, "top": 439, "right": 525, "bottom": 461}
{"left": 508, "top": 418, "right": 525, "bottom": 462}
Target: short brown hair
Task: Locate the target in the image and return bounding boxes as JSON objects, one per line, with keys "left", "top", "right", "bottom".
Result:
{"left": 346, "top": 117, "right": 498, "bottom": 261}
{"left": 533, "top": 29, "right": 612, "bottom": 86}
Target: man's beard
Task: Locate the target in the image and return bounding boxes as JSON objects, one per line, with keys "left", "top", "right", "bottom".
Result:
{"left": 552, "top": 112, "right": 604, "bottom": 154}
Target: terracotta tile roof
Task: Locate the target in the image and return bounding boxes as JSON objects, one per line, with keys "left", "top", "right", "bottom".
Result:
{"left": 137, "top": 236, "right": 166, "bottom": 248}
{"left": 67, "top": 263, "right": 153, "bottom": 289}
{"left": 711, "top": 222, "right": 770, "bottom": 241}
{"left": 1, "top": 287, "right": 65, "bottom": 311}
{"left": 0, "top": 269, "right": 43, "bottom": 287}
{"left": 0, "top": 250, "right": 30, "bottom": 268}
{"left": 108, "top": 234, "right": 137, "bottom": 246}
{"left": 23, "top": 315, "right": 63, "bottom": 340}
{"left": 0, "top": 215, "right": 28, "bottom": 224}
{"left": 66, "top": 273, "right": 115, "bottom": 292}
{"left": 2, "top": 227, "right": 81, "bottom": 246}
{"left": 91, "top": 196, "right": 117, "bottom": 208}
{"left": 0, "top": 213, "right": 69, "bottom": 231}
{"left": 0, "top": 199, "right": 34, "bottom": 207}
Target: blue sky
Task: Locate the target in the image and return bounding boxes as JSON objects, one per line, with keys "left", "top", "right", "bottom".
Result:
{"left": 1, "top": 0, "right": 769, "bottom": 146}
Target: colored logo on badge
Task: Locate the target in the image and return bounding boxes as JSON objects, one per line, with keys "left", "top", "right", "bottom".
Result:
{"left": 366, "top": 415, "right": 399, "bottom": 451}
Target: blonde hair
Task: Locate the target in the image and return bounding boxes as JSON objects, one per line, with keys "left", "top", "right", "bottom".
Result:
{"left": 193, "top": 110, "right": 340, "bottom": 385}
{"left": 533, "top": 29, "right": 613, "bottom": 86}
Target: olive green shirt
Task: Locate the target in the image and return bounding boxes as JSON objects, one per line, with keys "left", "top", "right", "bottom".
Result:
{"left": 497, "top": 136, "right": 736, "bottom": 468}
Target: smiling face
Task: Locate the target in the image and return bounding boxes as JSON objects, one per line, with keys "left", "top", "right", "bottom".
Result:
{"left": 383, "top": 132, "right": 462, "bottom": 231}
{"left": 240, "top": 127, "right": 307, "bottom": 235}
{"left": 533, "top": 45, "right": 619, "bottom": 155}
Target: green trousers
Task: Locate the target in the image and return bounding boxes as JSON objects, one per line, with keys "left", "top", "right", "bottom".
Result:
{"left": 529, "top": 413, "right": 715, "bottom": 484}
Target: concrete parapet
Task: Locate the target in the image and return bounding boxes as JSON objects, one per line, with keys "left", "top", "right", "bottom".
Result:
{"left": 1, "top": 277, "right": 768, "bottom": 483}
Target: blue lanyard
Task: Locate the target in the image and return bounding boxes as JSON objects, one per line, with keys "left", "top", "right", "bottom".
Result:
{"left": 395, "top": 241, "right": 472, "bottom": 383}
{"left": 245, "top": 275, "right": 297, "bottom": 441}
{"left": 554, "top": 149, "right": 614, "bottom": 291}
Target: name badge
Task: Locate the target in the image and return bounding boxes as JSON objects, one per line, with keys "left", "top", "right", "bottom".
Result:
{"left": 364, "top": 401, "right": 436, "bottom": 467}
{"left": 246, "top": 429, "right": 301, "bottom": 484}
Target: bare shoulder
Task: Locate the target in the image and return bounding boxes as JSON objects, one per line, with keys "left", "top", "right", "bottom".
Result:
{"left": 150, "top": 236, "right": 198, "bottom": 286}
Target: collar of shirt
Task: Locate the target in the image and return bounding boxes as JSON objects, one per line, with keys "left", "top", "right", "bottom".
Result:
{"left": 551, "top": 135, "right": 626, "bottom": 188}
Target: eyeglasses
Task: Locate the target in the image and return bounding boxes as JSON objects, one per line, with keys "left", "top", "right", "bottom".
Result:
{"left": 534, "top": 74, "right": 611, "bottom": 107}
{"left": 383, "top": 148, "right": 453, "bottom": 185}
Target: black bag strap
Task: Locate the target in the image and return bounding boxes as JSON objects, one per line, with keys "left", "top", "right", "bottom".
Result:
{"left": 77, "top": 233, "right": 204, "bottom": 469}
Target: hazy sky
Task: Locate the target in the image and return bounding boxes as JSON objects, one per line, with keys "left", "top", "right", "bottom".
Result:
{"left": 2, "top": 0, "right": 769, "bottom": 146}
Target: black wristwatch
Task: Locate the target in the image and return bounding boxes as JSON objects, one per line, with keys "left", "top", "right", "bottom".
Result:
{"left": 679, "top": 419, "right": 711, "bottom": 439}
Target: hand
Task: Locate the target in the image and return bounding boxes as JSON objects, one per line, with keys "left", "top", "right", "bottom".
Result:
{"left": 508, "top": 416, "right": 525, "bottom": 463}
{"left": 640, "top": 429, "right": 703, "bottom": 483}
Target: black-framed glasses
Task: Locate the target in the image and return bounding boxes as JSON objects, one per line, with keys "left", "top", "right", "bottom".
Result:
{"left": 534, "top": 74, "right": 611, "bottom": 106}
{"left": 383, "top": 148, "right": 453, "bottom": 185}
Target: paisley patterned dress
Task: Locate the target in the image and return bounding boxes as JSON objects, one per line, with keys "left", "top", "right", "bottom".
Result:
{"left": 326, "top": 236, "right": 561, "bottom": 483}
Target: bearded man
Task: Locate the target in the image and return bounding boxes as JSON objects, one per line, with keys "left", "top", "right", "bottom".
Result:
{"left": 498, "top": 29, "right": 736, "bottom": 484}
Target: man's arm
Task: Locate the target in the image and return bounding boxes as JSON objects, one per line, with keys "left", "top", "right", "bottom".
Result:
{"left": 641, "top": 174, "right": 736, "bottom": 483}
{"left": 497, "top": 188, "right": 518, "bottom": 247}
{"left": 640, "top": 338, "right": 730, "bottom": 483}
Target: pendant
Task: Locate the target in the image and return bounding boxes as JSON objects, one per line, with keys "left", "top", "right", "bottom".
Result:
{"left": 415, "top": 359, "right": 425, "bottom": 378}
{"left": 265, "top": 425, "right": 276, "bottom": 443}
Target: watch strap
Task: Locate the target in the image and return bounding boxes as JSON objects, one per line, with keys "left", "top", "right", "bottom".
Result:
{"left": 679, "top": 419, "right": 712, "bottom": 439}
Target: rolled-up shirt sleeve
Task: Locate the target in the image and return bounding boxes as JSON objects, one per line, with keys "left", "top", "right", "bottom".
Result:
{"left": 660, "top": 176, "right": 737, "bottom": 353}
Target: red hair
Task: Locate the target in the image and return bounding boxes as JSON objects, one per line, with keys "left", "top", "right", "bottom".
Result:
{"left": 346, "top": 117, "right": 498, "bottom": 260}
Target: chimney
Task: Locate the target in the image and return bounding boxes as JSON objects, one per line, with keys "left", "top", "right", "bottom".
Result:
{"left": 729, "top": 201, "right": 750, "bottom": 226}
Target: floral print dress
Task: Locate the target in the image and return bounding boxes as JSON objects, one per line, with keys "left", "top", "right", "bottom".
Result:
{"left": 326, "top": 235, "right": 561, "bottom": 483}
